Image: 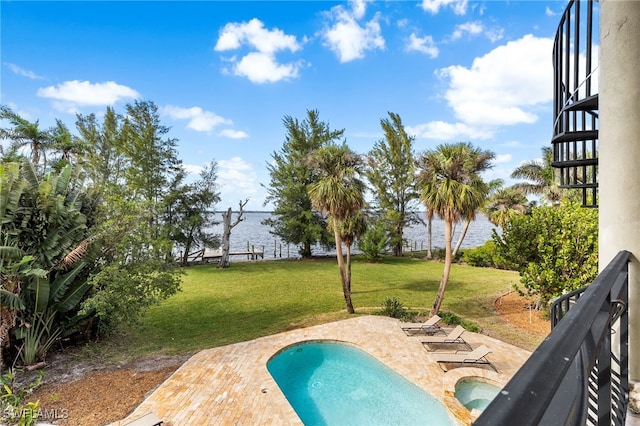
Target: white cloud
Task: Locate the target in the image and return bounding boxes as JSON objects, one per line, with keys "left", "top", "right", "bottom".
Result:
{"left": 406, "top": 33, "right": 439, "bottom": 58}
{"left": 450, "top": 21, "right": 503, "bottom": 43}
{"left": 494, "top": 153, "right": 512, "bottom": 164}
{"left": 234, "top": 52, "right": 302, "bottom": 84}
{"left": 411, "top": 35, "right": 554, "bottom": 141}
{"left": 545, "top": 6, "right": 557, "bottom": 17}
{"left": 5, "top": 63, "right": 43, "bottom": 80}
{"left": 322, "top": 2, "right": 385, "bottom": 63}
{"left": 406, "top": 121, "right": 493, "bottom": 140}
{"left": 217, "top": 157, "right": 260, "bottom": 200}
{"left": 421, "top": 0, "right": 468, "bottom": 15}
{"left": 214, "top": 18, "right": 303, "bottom": 84}
{"left": 451, "top": 21, "right": 483, "bottom": 40}
{"left": 162, "top": 105, "right": 232, "bottom": 133}
{"left": 183, "top": 164, "right": 204, "bottom": 175}
{"left": 215, "top": 18, "right": 300, "bottom": 54}
{"left": 438, "top": 35, "right": 553, "bottom": 126}
{"left": 37, "top": 80, "right": 140, "bottom": 111}
{"left": 219, "top": 129, "right": 249, "bottom": 139}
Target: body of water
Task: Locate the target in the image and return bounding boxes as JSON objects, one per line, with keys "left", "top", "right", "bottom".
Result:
{"left": 207, "top": 211, "right": 497, "bottom": 261}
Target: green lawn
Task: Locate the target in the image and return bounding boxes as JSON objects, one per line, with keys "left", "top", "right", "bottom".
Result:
{"left": 107, "top": 255, "right": 534, "bottom": 361}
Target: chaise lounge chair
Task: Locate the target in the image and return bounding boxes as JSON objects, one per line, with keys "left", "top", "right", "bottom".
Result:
{"left": 400, "top": 315, "right": 443, "bottom": 336}
{"left": 430, "top": 345, "right": 496, "bottom": 372}
{"left": 420, "top": 325, "right": 469, "bottom": 351}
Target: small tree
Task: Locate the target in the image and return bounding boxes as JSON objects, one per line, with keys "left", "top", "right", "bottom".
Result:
{"left": 366, "top": 112, "right": 419, "bottom": 256}
{"left": 166, "top": 161, "right": 221, "bottom": 266}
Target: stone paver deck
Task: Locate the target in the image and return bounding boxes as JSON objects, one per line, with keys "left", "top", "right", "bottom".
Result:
{"left": 111, "top": 316, "right": 532, "bottom": 426}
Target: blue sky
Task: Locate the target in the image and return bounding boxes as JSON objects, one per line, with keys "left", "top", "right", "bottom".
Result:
{"left": 1, "top": 0, "right": 579, "bottom": 211}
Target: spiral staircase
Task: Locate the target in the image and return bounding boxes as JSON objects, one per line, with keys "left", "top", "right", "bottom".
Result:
{"left": 551, "top": 0, "right": 599, "bottom": 207}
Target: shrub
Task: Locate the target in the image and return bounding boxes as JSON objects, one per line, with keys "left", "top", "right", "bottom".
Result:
{"left": 379, "top": 297, "right": 407, "bottom": 319}
{"left": 463, "top": 240, "right": 502, "bottom": 268}
{"left": 494, "top": 201, "right": 598, "bottom": 306}
{"left": 358, "top": 221, "right": 388, "bottom": 262}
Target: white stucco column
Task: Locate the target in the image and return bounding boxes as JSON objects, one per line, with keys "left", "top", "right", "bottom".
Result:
{"left": 599, "top": 0, "right": 640, "bottom": 381}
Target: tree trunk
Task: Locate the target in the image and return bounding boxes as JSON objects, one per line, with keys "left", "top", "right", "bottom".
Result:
{"left": 451, "top": 219, "right": 471, "bottom": 259}
{"left": 392, "top": 222, "right": 403, "bottom": 256}
{"left": 301, "top": 241, "right": 313, "bottom": 259}
{"left": 427, "top": 214, "right": 433, "bottom": 260}
{"left": 217, "top": 200, "right": 248, "bottom": 269}
{"left": 431, "top": 218, "right": 453, "bottom": 316}
{"left": 218, "top": 208, "right": 232, "bottom": 268}
{"left": 333, "top": 221, "right": 355, "bottom": 314}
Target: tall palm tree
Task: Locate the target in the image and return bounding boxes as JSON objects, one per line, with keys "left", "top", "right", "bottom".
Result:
{"left": 484, "top": 186, "right": 530, "bottom": 227}
{"left": 307, "top": 144, "right": 365, "bottom": 314}
{"left": 511, "top": 146, "right": 563, "bottom": 207}
{"left": 416, "top": 142, "right": 494, "bottom": 315}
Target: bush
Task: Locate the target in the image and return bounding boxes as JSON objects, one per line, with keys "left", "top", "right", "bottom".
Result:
{"left": 379, "top": 297, "right": 407, "bottom": 319}
{"left": 463, "top": 240, "right": 505, "bottom": 268}
{"left": 358, "top": 221, "right": 388, "bottom": 262}
{"left": 494, "top": 201, "right": 598, "bottom": 306}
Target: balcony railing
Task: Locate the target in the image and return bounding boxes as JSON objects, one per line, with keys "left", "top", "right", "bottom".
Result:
{"left": 474, "top": 250, "right": 630, "bottom": 426}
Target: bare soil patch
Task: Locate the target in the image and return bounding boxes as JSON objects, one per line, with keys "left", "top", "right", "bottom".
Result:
{"left": 494, "top": 291, "right": 550, "bottom": 335}
{"left": 24, "top": 292, "right": 548, "bottom": 425}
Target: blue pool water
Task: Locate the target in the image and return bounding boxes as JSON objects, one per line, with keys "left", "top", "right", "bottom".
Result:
{"left": 454, "top": 378, "right": 501, "bottom": 412}
{"left": 267, "top": 341, "right": 457, "bottom": 426}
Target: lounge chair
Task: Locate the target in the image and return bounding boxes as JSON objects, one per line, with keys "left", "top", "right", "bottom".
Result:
{"left": 400, "top": 315, "right": 443, "bottom": 336}
{"left": 420, "top": 325, "right": 469, "bottom": 350}
{"left": 430, "top": 345, "right": 496, "bottom": 372}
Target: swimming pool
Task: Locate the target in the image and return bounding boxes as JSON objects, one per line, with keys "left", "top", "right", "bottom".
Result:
{"left": 454, "top": 377, "right": 501, "bottom": 412}
{"left": 267, "top": 340, "right": 457, "bottom": 426}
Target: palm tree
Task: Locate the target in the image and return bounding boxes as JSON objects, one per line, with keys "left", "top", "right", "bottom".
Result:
{"left": 484, "top": 186, "right": 530, "bottom": 227}
{"left": 451, "top": 178, "right": 502, "bottom": 258}
{"left": 0, "top": 105, "right": 54, "bottom": 167}
{"left": 511, "top": 146, "right": 563, "bottom": 207}
{"left": 307, "top": 144, "right": 365, "bottom": 314}
{"left": 416, "top": 142, "right": 494, "bottom": 316}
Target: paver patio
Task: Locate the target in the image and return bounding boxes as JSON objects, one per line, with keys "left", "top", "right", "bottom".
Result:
{"left": 112, "top": 315, "right": 532, "bottom": 426}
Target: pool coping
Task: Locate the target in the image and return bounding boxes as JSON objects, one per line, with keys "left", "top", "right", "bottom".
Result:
{"left": 110, "top": 315, "right": 532, "bottom": 425}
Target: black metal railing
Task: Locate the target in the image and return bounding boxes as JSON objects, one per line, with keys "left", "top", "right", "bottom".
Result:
{"left": 551, "top": 0, "right": 599, "bottom": 207}
{"left": 474, "top": 250, "right": 630, "bottom": 426}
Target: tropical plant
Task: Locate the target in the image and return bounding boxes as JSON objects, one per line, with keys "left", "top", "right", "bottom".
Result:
{"left": 379, "top": 297, "right": 407, "bottom": 319}
{"left": 416, "top": 142, "right": 495, "bottom": 315}
{"left": 263, "top": 110, "right": 338, "bottom": 258}
{"left": 451, "top": 178, "right": 502, "bottom": 258}
{"left": 0, "top": 106, "right": 53, "bottom": 167}
{"left": 0, "top": 161, "right": 99, "bottom": 367}
{"left": 358, "top": 218, "right": 389, "bottom": 262}
{"left": 484, "top": 185, "right": 530, "bottom": 227}
{"left": 307, "top": 143, "right": 366, "bottom": 314}
{"left": 511, "top": 146, "right": 563, "bottom": 207}
{"left": 366, "top": 112, "right": 420, "bottom": 256}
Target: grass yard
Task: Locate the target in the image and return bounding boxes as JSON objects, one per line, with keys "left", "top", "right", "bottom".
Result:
{"left": 110, "top": 255, "right": 526, "bottom": 360}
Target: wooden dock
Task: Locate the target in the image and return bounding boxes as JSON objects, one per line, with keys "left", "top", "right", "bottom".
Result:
{"left": 182, "top": 247, "right": 264, "bottom": 263}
